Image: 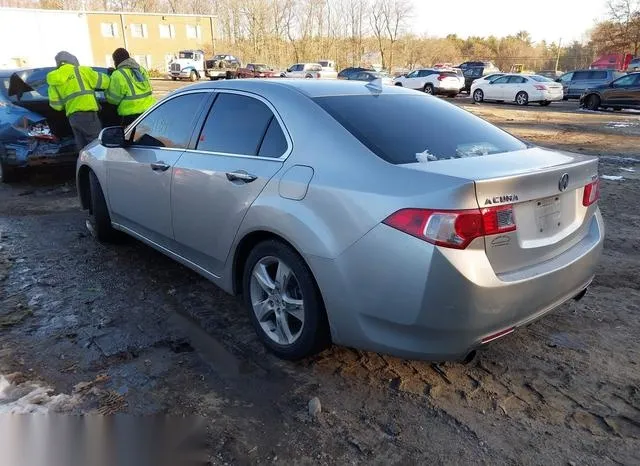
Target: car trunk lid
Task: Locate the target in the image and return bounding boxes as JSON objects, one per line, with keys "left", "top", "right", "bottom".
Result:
{"left": 405, "top": 147, "right": 599, "bottom": 274}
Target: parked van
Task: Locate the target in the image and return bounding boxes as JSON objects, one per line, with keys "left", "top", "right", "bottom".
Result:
{"left": 557, "top": 69, "right": 626, "bottom": 99}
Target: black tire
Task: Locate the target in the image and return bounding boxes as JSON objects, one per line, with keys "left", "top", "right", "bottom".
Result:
{"left": 87, "top": 171, "right": 118, "bottom": 243}
{"left": 516, "top": 91, "right": 529, "bottom": 106}
{"left": 585, "top": 94, "right": 600, "bottom": 111}
{"left": 171, "top": 77, "right": 177, "bottom": 81}
{"left": 189, "top": 71, "right": 197, "bottom": 82}
{"left": 423, "top": 83, "right": 434, "bottom": 94}
{"left": 613, "top": 107, "right": 622, "bottom": 112}
{"left": 539, "top": 101, "right": 551, "bottom": 106}
{"left": 395, "top": 82, "right": 403, "bottom": 86}
{"left": 305, "top": 74, "right": 313, "bottom": 79}
{"left": 242, "top": 240, "right": 330, "bottom": 360}
{"left": 448, "top": 92, "right": 458, "bottom": 98}
{"left": 472, "top": 89, "right": 484, "bottom": 102}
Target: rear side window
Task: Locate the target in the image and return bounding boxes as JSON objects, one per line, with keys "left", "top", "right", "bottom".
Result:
{"left": 131, "top": 93, "right": 205, "bottom": 148}
{"left": 197, "top": 93, "right": 284, "bottom": 157}
{"left": 572, "top": 71, "right": 590, "bottom": 80}
{"left": 313, "top": 94, "right": 527, "bottom": 164}
{"left": 258, "top": 118, "right": 288, "bottom": 158}
{"left": 507, "top": 76, "right": 526, "bottom": 84}
{"left": 589, "top": 71, "right": 607, "bottom": 80}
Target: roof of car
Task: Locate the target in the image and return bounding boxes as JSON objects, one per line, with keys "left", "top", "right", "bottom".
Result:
{"left": 180, "top": 78, "right": 414, "bottom": 98}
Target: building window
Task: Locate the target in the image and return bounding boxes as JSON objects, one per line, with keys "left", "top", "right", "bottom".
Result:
{"left": 159, "top": 24, "right": 176, "bottom": 39}
{"left": 101, "top": 22, "right": 118, "bottom": 37}
{"left": 186, "top": 24, "right": 201, "bottom": 39}
{"left": 130, "top": 23, "right": 148, "bottom": 38}
{"left": 134, "top": 55, "right": 151, "bottom": 69}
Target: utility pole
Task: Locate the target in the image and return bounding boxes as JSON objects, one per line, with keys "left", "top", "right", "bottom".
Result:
{"left": 120, "top": 13, "right": 128, "bottom": 50}
{"left": 555, "top": 38, "right": 562, "bottom": 72}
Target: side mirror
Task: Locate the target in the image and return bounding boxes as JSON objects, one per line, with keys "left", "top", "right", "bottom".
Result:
{"left": 99, "top": 126, "right": 126, "bottom": 148}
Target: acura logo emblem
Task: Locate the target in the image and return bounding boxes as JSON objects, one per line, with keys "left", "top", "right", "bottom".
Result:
{"left": 559, "top": 173, "right": 569, "bottom": 192}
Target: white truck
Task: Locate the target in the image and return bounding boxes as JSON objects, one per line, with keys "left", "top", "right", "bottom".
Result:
{"left": 281, "top": 61, "right": 338, "bottom": 79}
{"left": 168, "top": 50, "right": 206, "bottom": 81}
{"left": 168, "top": 50, "right": 241, "bottom": 81}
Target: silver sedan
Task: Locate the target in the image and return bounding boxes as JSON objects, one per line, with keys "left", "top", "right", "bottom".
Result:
{"left": 77, "top": 79, "right": 604, "bottom": 361}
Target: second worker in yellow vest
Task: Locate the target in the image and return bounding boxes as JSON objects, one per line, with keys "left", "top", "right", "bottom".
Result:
{"left": 106, "top": 48, "right": 155, "bottom": 127}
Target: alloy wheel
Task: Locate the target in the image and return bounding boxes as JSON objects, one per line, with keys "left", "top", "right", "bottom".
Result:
{"left": 249, "top": 256, "right": 305, "bottom": 346}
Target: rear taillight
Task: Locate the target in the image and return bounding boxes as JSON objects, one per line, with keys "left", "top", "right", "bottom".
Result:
{"left": 437, "top": 74, "right": 445, "bottom": 81}
{"left": 534, "top": 84, "right": 548, "bottom": 90}
{"left": 383, "top": 205, "right": 516, "bottom": 249}
{"left": 583, "top": 179, "right": 600, "bottom": 206}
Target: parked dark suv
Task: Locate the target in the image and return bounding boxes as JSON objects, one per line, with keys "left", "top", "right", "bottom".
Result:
{"left": 462, "top": 65, "right": 502, "bottom": 93}
{"left": 557, "top": 69, "right": 625, "bottom": 100}
{"left": 579, "top": 72, "right": 640, "bottom": 110}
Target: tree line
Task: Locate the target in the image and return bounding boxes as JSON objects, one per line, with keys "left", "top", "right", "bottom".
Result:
{"left": 1, "top": 0, "right": 638, "bottom": 72}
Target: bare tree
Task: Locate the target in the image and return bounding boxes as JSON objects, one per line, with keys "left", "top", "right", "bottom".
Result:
{"left": 369, "top": 0, "right": 387, "bottom": 69}
{"left": 606, "top": 0, "right": 640, "bottom": 54}
{"left": 381, "top": 0, "right": 412, "bottom": 71}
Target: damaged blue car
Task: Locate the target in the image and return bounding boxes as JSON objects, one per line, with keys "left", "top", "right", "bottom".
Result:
{"left": 0, "top": 67, "right": 119, "bottom": 182}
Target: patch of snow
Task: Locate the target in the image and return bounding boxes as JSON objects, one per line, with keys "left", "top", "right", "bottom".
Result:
{"left": 416, "top": 149, "right": 437, "bottom": 163}
{"left": 601, "top": 175, "right": 624, "bottom": 181}
{"left": 0, "top": 374, "right": 80, "bottom": 414}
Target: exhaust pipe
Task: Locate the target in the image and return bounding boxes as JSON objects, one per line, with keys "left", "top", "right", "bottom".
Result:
{"left": 573, "top": 287, "right": 588, "bottom": 302}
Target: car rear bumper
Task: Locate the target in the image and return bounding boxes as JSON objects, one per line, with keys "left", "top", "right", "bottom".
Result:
{"left": 434, "top": 85, "right": 461, "bottom": 95}
{"left": 308, "top": 209, "right": 604, "bottom": 361}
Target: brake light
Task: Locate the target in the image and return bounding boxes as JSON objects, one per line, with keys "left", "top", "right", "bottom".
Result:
{"left": 534, "top": 84, "right": 548, "bottom": 90}
{"left": 437, "top": 74, "right": 446, "bottom": 81}
{"left": 383, "top": 205, "right": 517, "bottom": 249}
{"left": 582, "top": 179, "right": 600, "bottom": 206}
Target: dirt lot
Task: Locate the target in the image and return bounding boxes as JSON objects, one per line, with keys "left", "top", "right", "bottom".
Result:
{"left": 1, "top": 81, "right": 639, "bottom": 465}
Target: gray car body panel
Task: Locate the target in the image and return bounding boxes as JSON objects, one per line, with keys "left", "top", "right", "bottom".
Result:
{"left": 77, "top": 79, "right": 605, "bottom": 361}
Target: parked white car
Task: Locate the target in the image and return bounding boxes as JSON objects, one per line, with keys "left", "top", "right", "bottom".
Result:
{"left": 393, "top": 69, "right": 462, "bottom": 97}
{"left": 281, "top": 63, "right": 336, "bottom": 79}
{"left": 469, "top": 73, "right": 505, "bottom": 94}
{"left": 472, "top": 74, "right": 564, "bottom": 106}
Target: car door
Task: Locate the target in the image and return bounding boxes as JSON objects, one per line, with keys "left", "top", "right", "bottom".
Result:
{"left": 400, "top": 70, "right": 417, "bottom": 88}
{"left": 605, "top": 73, "right": 640, "bottom": 107}
{"left": 505, "top": 76, "right": 527, "bottom": 101}
{"left": 106, "top": 92, "right": 210, "bottom": 246}
{"left": 486, "top": 75, "right": 510, "bottom": 99}
{"left": 569, "top": 70, "right": 590, "bottom": 97}
{"left": 557, "top": 71, "right": 573, "bottom": 97}
{"left": 171, "top": 91, "right": 290, "bottom": 275}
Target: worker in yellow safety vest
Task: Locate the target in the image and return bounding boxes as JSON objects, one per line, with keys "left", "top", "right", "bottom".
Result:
{"left": 106, "top": 48, "right": 155, "bottom": 127}
{"left": 47, "top": 51, "right": 110, "bottom": 151}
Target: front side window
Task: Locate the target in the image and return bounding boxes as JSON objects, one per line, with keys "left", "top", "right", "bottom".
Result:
{"left": 492, "top": 76, "right": 510, "bottom": 84}
{"left": 559, "top": 72, "right": 573, "bottom": 83}
{"left": 196, "top": 93, "right": 286, "bottom": 158}
{"left": 131, "top": 93, "right": 206, "bottom": 148}
{"left": 507, "top": 76, "right": 526, "bottom": 84}
{"left": 612, "top": 74, "right": 638, "bottom": 87}
{"left": 313, "top": 94, "right": 527, "bottom": 164}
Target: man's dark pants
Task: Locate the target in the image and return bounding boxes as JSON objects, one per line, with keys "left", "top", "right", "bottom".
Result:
{"left": 68, "top": 111, "right": 102, "bottom": 152}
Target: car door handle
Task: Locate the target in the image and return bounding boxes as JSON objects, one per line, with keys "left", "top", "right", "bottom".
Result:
{"left": 226, "top": 171, "right": 257, "bottom": 183}
{"left": 150, "top": 162, "right": 171, "bottom": 171}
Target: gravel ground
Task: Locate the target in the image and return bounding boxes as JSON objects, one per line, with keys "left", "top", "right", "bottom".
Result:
{"left": 0, "top": 85, "right": 639, "bottom": 465}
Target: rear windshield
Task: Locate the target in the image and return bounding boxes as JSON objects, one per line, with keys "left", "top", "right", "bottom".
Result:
{"left": 530, "top": 75, "right": 553, "bottom": 82}
{"left": 313, "top": 94, "right": 527, "bottom": 164}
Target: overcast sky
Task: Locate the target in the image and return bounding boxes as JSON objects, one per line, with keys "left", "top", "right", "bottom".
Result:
{"left": 410, "top": 0, "right": 608, "bottom": 43}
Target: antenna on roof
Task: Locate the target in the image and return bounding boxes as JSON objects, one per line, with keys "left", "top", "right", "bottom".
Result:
{"left": 366, "top": 77, "right": 383, "bottom": 93}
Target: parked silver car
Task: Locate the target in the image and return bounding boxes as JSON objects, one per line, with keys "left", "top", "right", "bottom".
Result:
{"left": 77, "top": 80, "right": 604, "bottom": 361}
